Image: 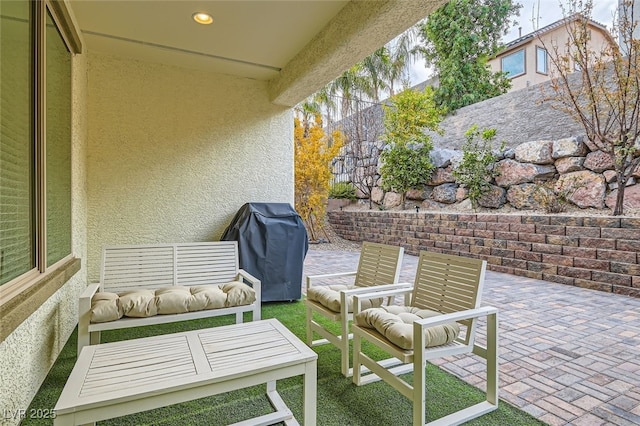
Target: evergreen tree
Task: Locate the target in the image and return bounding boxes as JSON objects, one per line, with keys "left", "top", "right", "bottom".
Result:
{"left": 418, "top": 0, "right": 521, "bottom": 112}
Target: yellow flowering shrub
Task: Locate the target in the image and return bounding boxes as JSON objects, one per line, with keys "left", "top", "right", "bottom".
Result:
{"left": 294, "top": 114, "right": 344, "bottom": 241}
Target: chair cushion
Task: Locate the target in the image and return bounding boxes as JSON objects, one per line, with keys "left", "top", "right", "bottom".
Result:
{"left": 354, "top": 306, "right": 460, "bottom": 350}
{"left": 90, "top": 281, "right": 256, "bottom": 323}
{"left": 306, "top": 285, "right": 383, "bottom": 313}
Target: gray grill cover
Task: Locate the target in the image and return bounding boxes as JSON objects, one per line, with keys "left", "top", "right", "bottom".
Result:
{"left": 221, "top": 203, "right": 308, "bottom": 302}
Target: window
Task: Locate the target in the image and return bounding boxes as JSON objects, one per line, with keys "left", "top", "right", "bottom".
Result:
{"left": 0, "top": 0, "right": 34, "bottom": 285}
{"left": 0, "top": 0, "right": 80, "bottom": 294}
{"left": 536, "top": 46, "right": 548, "bottom": 74}
{"left": 501, "top": 49, "right": 525, "bottom": 78}
{"left": 46, "top": 10, "right": 72, "bottom": 266}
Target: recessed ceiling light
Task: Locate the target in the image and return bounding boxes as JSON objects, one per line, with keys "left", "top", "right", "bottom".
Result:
{"left": 192, "top": 12, "right": 213, "bottom": 25}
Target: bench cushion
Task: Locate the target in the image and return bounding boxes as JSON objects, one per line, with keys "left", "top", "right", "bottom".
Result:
{"left": 90, "top": 281, "right": 256, "bottom": 323}
{"left": 354, "top": 306, "right": 460, "bottom": 350}
{"left": 306, "top": 285, "right": 383, "bottom": 313}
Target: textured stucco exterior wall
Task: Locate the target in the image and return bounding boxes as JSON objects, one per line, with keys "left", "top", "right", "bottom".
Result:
{"left": 0, "top": 54, "right": 88, "bottom": 425}
{"left": 86, "top": 52, "right": 293, "bottom": 281}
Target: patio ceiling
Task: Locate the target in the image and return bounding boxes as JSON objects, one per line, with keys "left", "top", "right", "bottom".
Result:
{"left": 68, "top": 0, "right": 445, "bottom": 106}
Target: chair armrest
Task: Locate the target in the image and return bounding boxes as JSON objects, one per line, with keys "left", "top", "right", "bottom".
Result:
{"left": 78, "top": 283, "right": 101, "bottom": 322}
{"left": 352, "top": 285, "right": 414, "bottom": 316}
{"left": 237, "top": 269, "right": 262, "bottom": 304}
{"left": 306, "top": 271, "right": 357, "bottom": 291}
{"left": 237, "top": 269, "right": 260, "bottom": 286}
{"left": 414, "top": 306, "right": 499, "bottom": 329}
{"left": 414, "top": 306, "right": 499, "bottom": 359}
{"left": 79, "top": 283, "right": 101, "bottom": 303}
{"left": 341, "top": 282, "right": 413, "bottom": 296}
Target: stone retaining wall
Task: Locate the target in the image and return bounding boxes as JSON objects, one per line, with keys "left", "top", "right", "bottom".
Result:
{"left": 328, "top": 210, "right": 640, "bottom": 298}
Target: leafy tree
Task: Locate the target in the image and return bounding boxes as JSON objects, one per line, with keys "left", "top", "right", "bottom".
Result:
{"left": 417, "top": 0, "right": 521, "bottom": 112}
{"left": 453, "top": 125, "right": 502, "bottom": 209}
{"left": 380, "top": 87, "right": 443, "bottom": 209}
{"left": 539, "top": 0, "right": 640, "bottom": 215}
{"left": 294, "top": 113, "right": 344, "bottom": 241}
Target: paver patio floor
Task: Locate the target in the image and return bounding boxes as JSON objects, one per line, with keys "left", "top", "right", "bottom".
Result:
{"left": 303, "top": 248, "right": 640, "bottom": 426}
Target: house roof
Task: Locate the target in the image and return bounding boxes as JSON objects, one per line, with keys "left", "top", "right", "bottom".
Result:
{"left": 67, "top": 0, "right": 446, "bottom": 107}
{"left": 501, "top": 13, "right": 611, "bottom": 52}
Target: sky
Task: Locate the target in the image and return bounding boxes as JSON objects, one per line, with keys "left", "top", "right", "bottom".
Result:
{"left": 410, "top": 0, "right": 619, "bottom": 84}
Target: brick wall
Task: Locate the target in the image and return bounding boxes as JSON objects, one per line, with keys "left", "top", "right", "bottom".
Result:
{"left": 328, "top": 211, "right": 640, "bottom": 298}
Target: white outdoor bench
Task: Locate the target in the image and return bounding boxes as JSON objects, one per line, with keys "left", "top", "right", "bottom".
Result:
{"left": 55, "top": 319, "right": 317, "bottom": 425}
{"left": 77, "top": 241, "right": 261, "bottom": 355}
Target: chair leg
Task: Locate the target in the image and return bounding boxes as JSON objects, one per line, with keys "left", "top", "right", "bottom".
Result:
{"left": 339, "top": 293, "right": 351, "bottom": 376}
{"left": 340, "top": 317, "right": 350, "bottom": 376}
{"left": 352, "top": 332, "right": 362, "bottom": 385}
{"left": 305, "top": 304, "right": 313, "bottom": 346}
{"left": 486, "top": 312, "right": 499, "bottom": 406}
{"left": 90, "top": 331, "right": 101, "bottom": 345}
{"left": 413, "top": 326, "right": 426, "bottom": 426}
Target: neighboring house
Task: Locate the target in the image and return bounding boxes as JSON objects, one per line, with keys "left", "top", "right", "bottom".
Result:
{"left": 0, "top": 0, "right": 442, "bottom": 422}
{"left": 489, "top": 14, "right": 616, "bottom": 92}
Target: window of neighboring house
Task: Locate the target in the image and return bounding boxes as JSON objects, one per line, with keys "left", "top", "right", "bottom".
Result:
{"left": 536, "top": 46, "right": 548, "bottom": 75}
{"left": 501, "top": 49, "right": 525, "bottom": 78}
{"left": 1, "top": 1, "right": 79, "bottom": 293}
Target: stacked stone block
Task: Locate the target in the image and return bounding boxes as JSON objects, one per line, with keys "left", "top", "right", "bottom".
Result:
{"left": 328, "top": 210, "right": 640, "bottom": 298}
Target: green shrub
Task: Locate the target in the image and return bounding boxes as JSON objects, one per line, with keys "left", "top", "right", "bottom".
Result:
{"left": 453, "top": 125, "right": 502, "bottom": 209}
{"left": 329, "top": 181, "right": 357, "bottom": 200}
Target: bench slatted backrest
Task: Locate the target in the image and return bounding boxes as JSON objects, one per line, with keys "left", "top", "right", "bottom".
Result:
{"left": 100, "top": 242, "right": 239, "bottom": 293}
{"left": 175, "top": 242, "right": 239, "bottom": 286}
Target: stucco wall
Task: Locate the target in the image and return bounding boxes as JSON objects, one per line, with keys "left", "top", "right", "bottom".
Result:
{"left": 0, "top": 54, "right": 88, "bottom": 425}
{"left": 86, "top": 52, "right": 293, "bottom": 281}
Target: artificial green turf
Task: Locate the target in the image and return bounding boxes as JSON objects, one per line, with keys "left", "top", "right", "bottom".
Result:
{"left": 25, "top": 300, "right": 545, "bottom": 425}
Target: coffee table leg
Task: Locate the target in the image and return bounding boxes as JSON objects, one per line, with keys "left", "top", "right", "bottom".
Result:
{"left": 303, "top": 359, "right": 317, "bottom": 425}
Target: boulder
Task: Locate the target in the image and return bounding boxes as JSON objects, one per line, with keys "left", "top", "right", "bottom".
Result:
{"left": 420, "top": 199, "right": 447, "bottom": 210}
{"left": 514, "top": 140, "right": 554, "bottom": 164}
{"left": 383, "top": 191, "right": 402, "bottom": 209}
{"left": 456, "top": 186, "right": 469, "bottom": 202}
{"left": 371, "top": 186, "right": 385, "bottom": 204}
{"left": 556, "top": 170, "right": 606, "bottom": 209}
{"left": 603, "top": 170, "right": 617, "bottom": 183}
{"left": 506, "top": 183, "right": 550, "bottom": 210}
{"left": 406, "top": 186, "right": 431, "bottom": 201}
{"left": 503, "top": 148, "right": 516, "bottom": 159}
{"left": 495, "top": 159, "right": 556, "bottom": 186}
{"left": 555, "top": 157, "right": 585, "bottom": 174}
{"left": 605, "top": 183, "right": 640, "bottom": 210}
{"left": 477, "top": 185, "right": 507, "bottom": 208}
{"left": 428, "top": 165, "right": 455, "bottom": 185}
{"left": 430, "top": 148, "right": 462, "bottom": 169}
{"left": 431, "top": 183, "right": 458, "bottom": 204}
{"left": 583, "top": 150, "right": 614, "bottom": 173}
{"left": 609, "top": 177, "right": 636, "bottom": 190}
{"left": 552, "top": 137, "right": 587, "bottom": 159}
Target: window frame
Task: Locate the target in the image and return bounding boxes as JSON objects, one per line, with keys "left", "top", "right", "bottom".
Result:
{"left": 501, "top": 48, "right": 526, "bottom": 79}
{"left": 536, "top": 46, "right": 548, "bottom": 75}
{"left": 0, "top": 0, "right": 82, "bottom": 341}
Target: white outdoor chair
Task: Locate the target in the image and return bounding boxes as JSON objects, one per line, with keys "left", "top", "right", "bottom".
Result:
{"left": 305, "top": 241, "right": 406, "bottom": 377}
{"left": 352, "top": 250, "right": 499, "bottom": 426}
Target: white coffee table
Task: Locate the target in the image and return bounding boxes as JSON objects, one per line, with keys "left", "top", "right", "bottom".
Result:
{"left": 54, "top": 318, "right": 317, "bottom": 425}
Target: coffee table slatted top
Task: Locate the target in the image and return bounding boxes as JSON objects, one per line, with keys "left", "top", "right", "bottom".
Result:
{"left": 56, "top": 319, "right": 316, "bottom": 412}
